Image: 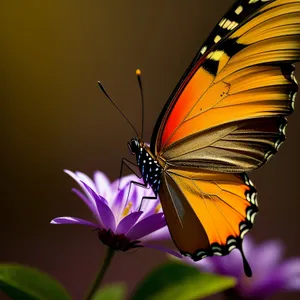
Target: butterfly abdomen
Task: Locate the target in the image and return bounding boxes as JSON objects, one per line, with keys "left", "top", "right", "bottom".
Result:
{"left": 136, "top": 143, "right": 162, "bottom": 195}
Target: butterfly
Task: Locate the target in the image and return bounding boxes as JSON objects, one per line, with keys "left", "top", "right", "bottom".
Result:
{"left": 124, "top": 0, "right": 300, "bottom": 277}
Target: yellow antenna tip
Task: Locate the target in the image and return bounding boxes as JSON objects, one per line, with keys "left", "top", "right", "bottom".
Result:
{"left": 136, "top": 69, "right": 141, "bottom": 76}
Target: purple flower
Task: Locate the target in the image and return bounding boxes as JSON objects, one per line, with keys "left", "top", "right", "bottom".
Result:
{"left": 182, "top": 236, "right": 300, "bottom": 299}
{"left": 51, "top": 170, "right": 180, "bottom": 257}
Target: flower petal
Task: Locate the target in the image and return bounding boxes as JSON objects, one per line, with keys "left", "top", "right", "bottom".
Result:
{"left": 139, "top": 194, "right": 161, "bottom": 220}
{"left": 111, "top": 175, "right": 145, "bottom": 212}
{"left": 116, "top": 211, "right": 143, "bottom": 235}
{"left": 111, "top": 174, "right": 142, "bottom": 191}
{"left": 75, "top": 171, "right": 97, "bottom": 191}
{"left": 111, "top": 186, "right": 129, "bottom": 222}
{"left": 203, "top": 250, "right": 244, "bottom": 278}
{"left": 143, "top": 243, "right": 182, "bottom": 258}
{"left": 94, "top": 171, "right": 112, "bottom": 200}
{"left": 250, "top": 239, "right": 284, "bottom": 275}
{"left": 50, "top": 217, "right": 99, "bottom": 228}
{"left": 279, "top": 258, "right": 300, "bottom": 290}
{"left": 126, "top": 213, "right": 166, "bottom": 241}
{"left": 141, "top": 226, "right": 172, "bottom": 241}
{"left": 192, "top": 257, "right": 218, "bottom": 273}
{"left": 243, "top": 256, "right": 300, "bottom": 298}
{"left": 81, "top": 182, "right": 116, "bottom": 231}
{"left": 64, "top": 170, "right": 99, "bottom": 215}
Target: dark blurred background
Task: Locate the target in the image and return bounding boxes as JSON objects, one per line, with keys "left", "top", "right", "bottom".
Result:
{"left": 1, "top": 1, "right": 300, "bottom": 299}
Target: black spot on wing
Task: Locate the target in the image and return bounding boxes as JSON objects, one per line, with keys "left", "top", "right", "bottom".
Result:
{"left": 202, "top": 59, "right": 219, "bottom": 76}
{"left": 197, "top": 0, "right": 275, "bottom": 60}
{"left": 220, "top": 37, "right": 246, "bottom": 57}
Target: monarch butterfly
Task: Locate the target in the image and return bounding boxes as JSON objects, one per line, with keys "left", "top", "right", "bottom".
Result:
{"left": 100, "top": 0, "right": 300, "bottom": 277}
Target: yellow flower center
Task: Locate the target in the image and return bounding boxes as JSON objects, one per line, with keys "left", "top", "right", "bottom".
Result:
{"left": 122, "top": 201, "right": 133, "bottom": 217}
{"left": 155, "top": 203, "right": 162, "bottom": 213}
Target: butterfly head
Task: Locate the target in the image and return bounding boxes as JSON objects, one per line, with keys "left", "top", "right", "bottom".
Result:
{"left": 128, "top": 138, "right": 140, "bottom": 155}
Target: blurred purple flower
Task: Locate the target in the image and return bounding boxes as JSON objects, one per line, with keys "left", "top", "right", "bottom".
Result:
{"left": 51, "top": 170, "right": 180, "bottom": 257}
{"left": 182, "top": 236, "right": 300, "bottom": 299}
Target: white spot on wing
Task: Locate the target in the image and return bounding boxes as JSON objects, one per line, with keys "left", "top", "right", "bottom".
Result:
{"left": 200, "top": 46, "right": 207, "bottom": 55}
{"left": 227, "top": 21, "right": 238, "bottom": 30}
{"left": 214, "top": 35, "right": 221, "bottom": 43}
{"left": 240, "top": 224, "right": 247, "bottom": 231}
{"left": 235, "top": 5, "right": 243, "bottom": 15}
{"left": 228, "top": 245, "right": 236, "bottom": 252}
{"left": 250, "top": 211, "right": 257, "bottom": 223}
{"left": 291, "top": 72, "right": 298, "bottom": 84}
{"left": 223, "top": 19, "right": 231, "bottom": 29}
{"left": 207, "top": 50, "right": 224, "bottom": 61}
{"left": 219, "top": 18, "right": 226, "bottom": 27}
{"left": 240, "top": 228, "right": 249, "bottom": 239}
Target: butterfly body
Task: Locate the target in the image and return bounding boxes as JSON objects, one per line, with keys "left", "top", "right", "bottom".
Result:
{"left": 126, "top": 0, "right": 300, "bottom": 277}
{"left": 129, "top": 138, "right": 162, "bottom": 195}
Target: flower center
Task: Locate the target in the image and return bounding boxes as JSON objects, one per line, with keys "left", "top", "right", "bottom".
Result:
{"left": 155, "top": 203, "right": 162, "bottom": 213}
{"left": 97, "top": 229, "right": 142, "bottom": 251}
{"left": 122, "top": 201, "right": 133, "bottom": 217}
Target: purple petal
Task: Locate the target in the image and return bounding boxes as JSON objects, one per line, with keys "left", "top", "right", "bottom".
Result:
{"left": 242, "top": 235, "right": 255, "bottom": 259}
{"left": 140, "top": 226, "right": 172, "bottom": 241}
{"left": 244, "top": 257, "right": 300, "bottom": 298}
{"left": 239, "top": 239, "right": 286, "bottom": 298}
{"left": 81, "top": 182, "right": 116, "bottom": 231}
{"left": 250, "top": 240, "right": 284, "bottom": 275}
{"left": 206, "top": 250, "right": 244, "bottom": 278}
{"left": 75, "top": 171, "right": 97, "bottom": 191}
{"left": 111, "top": 175, "right": 147, "bottom": 212}
{"left": 279, "top": 258, "right": 300, "bottom": 290}
{"left": 64, "top": 170, "right": 99, "bottom": 214}
{"left": 116, "top": 211, "right": 143, "bottom": 235}
{"left": 139, "top": 194, "right": 160, "bottom": 219}
{"left": 192, "top": 257, "right": 218, "bottom": 273}
{"left": 132, "top": 185, "right": 155, "bottom": 213}
{"left": 50, "top": 217, "right": 99, "bottom": 228}
{"left": 94, "top": 171, "right": 112, "bottom": 200}
{"left": 245, "top": 272, "right": 284, "bottom": 298}
{"left": 286, "top": 277, "right": 300, "bottom": 290}
{"left": 143, "top": 243, "right": 182, "bottom": 258}
{"left": 111, "top": 174, "right": 143, "bottom": 191}
{"left": 126, "top": 213, "right": 166, "bottom": 241}
{"left": 111, "top": 187, "right": 129, "bottom": 222}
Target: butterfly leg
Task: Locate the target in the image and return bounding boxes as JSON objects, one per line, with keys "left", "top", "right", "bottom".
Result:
{"left": 118, "top": 158, "right": 141, "bottom": 190}
{"left": 138, "top": 195, "right": 158, "bottom": 211}
{"left": 118, "top": 158, "right": 146, "bottom": 207}
{"left": 118, "top": 159, "right": 158, "bottom": 210}
{"left": 124, "top": 179, "right": 158, "bottom": 211}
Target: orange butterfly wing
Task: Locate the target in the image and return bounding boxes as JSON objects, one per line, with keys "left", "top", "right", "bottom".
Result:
{"left": 149, "top": 0, "right": 299, "bottom": 272}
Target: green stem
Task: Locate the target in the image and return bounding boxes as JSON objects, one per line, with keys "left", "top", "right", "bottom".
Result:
{"left": 85, "top": 247, "right": 115, "bottom": 300}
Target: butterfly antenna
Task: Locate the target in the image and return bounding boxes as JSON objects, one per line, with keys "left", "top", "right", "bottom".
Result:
{"left": 97, "top": 81, "right": 139, "bottom": 137}
{"left": 136, "top": 69, "right": 144, "bottom": 140}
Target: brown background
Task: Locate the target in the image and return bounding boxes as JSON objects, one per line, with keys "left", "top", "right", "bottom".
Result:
{"left": 1, "top": 1, "right": 300, "bottom": 299}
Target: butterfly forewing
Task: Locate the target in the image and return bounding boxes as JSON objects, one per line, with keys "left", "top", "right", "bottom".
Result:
{"left": 152, "top": 0, "right": 299, "bottom": 170}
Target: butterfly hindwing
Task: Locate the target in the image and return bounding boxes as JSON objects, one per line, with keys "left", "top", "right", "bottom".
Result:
{"left": 159, "top": 168, "right": 257, "bottom": 258}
